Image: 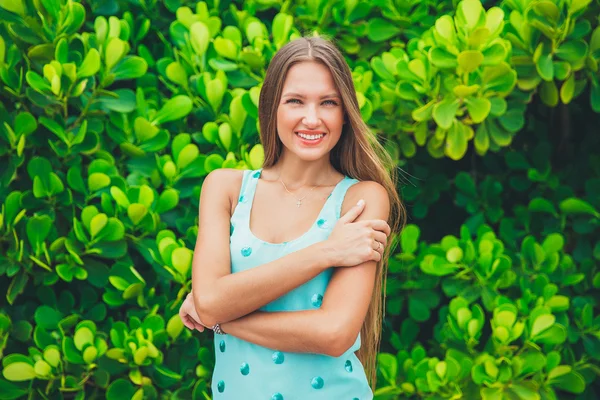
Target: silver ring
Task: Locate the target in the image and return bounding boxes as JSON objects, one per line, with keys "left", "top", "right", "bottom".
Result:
{"left": 376, "top": 240, "right": 382, "bottom": 251}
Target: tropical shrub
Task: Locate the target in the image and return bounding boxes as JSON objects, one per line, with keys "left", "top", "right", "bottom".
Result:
{"left": 0, "top": 0, "right": 598, "bottom": 399}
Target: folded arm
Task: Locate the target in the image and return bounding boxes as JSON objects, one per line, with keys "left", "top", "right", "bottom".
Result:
{"left": 191, "top": 169, "right": 336, "bottom": 327}
{"left": 219, "top": 181, "right": 390, "bottom": 357}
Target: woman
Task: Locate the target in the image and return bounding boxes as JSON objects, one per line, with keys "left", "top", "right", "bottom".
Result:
{"left": 179, "top": 36, "right": 405, "bottom": 399}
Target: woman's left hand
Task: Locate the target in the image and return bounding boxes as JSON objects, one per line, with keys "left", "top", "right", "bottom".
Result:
{"left": 179, "top": 292, "right": 208, "bottom": 332}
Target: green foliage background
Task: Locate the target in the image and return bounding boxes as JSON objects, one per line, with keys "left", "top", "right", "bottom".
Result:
{"left": 1, "top": 0, "right": 599, "bottom": 398}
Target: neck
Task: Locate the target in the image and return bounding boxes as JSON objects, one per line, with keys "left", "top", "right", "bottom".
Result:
{"left": 269, "top": 154, "right": 338, "bottom": 189}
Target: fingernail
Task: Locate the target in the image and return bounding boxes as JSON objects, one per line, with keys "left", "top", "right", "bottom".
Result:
{"left": 357, "top": 199, "right": 364, "bottom": 206}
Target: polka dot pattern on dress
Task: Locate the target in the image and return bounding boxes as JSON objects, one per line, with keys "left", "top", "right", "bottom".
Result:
{"left": 311, "top": 376, "right": 324, "bottom": 389}
{"left": 219, "top": 340, "right": 225, "bottom": 352}
{"left": 217, "top": 380, "right": 225, "bottom": 393}
{"left": 241, "top": 247, "right": 252, "bottom": 257}
{"left": 240, "top": 362, "right": 250, "bottom": 375}
{"left": 253, "top": 171, "right": 261, "bottom": 178}
{"left": 272, "top": 351, "right": 284, "bottom": 364}
{"left": 345, "top": 360, "right": 353, "bottom": 372}
{"left": 271, "top": 393, "right": 283, "bottom": 400}
{"left": 311, "top": 294, "right": 323, "bottom": 307}
{"left": 317, "top": 218, "right": 328, "bottom": 228}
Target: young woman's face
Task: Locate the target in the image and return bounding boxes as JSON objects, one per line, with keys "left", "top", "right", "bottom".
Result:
{"left": 276, "top": 61, "right": 345, "bottom": 161}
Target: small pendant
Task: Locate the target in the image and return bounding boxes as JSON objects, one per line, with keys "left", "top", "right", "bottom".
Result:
{"left": 296, "top": 200, "right": 302, "bottom": 207}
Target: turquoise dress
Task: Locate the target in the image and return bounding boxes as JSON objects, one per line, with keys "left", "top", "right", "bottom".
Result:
{"left": 211, "top": 168, "right": 373, "bottom": 400}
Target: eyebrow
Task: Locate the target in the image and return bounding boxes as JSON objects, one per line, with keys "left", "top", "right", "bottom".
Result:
{"left": 282, "top": 92, "right": 340, "bottom": 99}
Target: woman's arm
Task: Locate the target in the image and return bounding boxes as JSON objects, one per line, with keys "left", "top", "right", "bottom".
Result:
{"left": 216, "top": 181, "right": 389, "bottom": 358}
{"left": 192, "top": 169, "right": 336, "bottom": 328}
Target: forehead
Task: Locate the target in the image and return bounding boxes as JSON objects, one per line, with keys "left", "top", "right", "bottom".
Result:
{"left": 281, "top": 61, "right": 338, "bottom": 95}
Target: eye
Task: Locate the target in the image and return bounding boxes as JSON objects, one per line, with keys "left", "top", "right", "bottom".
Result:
{"left": 285, "top": 99, "right": 339, "bottom": 106}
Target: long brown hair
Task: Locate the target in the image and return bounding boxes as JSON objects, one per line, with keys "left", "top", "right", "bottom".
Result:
{"left": 258, "top": 36, "right": 406, "bottom": 389}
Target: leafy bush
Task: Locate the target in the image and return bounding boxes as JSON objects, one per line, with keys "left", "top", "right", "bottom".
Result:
{"left": 0, "top": 0, "right": 598, "bottom": 399}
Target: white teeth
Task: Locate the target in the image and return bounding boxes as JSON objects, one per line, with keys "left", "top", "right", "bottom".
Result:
{"left": 296, "top": 132, "right": 324, "bottom": 140}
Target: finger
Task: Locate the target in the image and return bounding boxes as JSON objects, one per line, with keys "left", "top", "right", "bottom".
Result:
{"left": 193, "top": 322, "right": 205, "bottom": 332}
{"left": 340, "top": 199, "right": 365, "bottom": 223}
{"left": 182, "top": 316, "right": 195, "bottom": 330}
{"left": 368, "top": 219, "right": 391, "bottom": 236}
{"left": 374, "top": 232, "right": 387, "bottom": 248}
{"left": 371, "top": 249, "right": 382, "bottom": 262}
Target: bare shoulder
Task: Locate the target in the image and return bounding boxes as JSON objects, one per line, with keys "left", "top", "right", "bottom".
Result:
{"left": 341, "top": 180, "right": 390, "bottom": 220}
{"left": 200, "top": 168, "right": 245, "bottom": 216}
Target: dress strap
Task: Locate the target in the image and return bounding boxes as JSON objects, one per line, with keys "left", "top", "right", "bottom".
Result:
{"left": 238, "top": 168, "right": 261, "bottom": 205}
{"left": 332, "top": 176, "right": 360, "bottom": 219}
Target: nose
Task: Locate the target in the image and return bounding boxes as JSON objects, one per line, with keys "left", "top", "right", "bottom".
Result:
{"left": 302, "top": 105, "right": 320, "bottom": 127}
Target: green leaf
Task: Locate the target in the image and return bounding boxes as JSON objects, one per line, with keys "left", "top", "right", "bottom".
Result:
{"left": 482, "top": 43, "right": 506, "bottom": 65}
{"left": 206, "top": 79, "right": 225, "bottom": 112}
{"left": 171, "top": 247, "right": 192, "bottom": 276}
{"left": 166, "top": 62, "right": 188, "bottom": 87}
{"left": 555, "top": 40, "right": 588, "bottom": 63}
{"left": 134, "top": 117, "right": 159, "bottom": 142}
{"left": 550, "top": 371, "right": 585, "bottom": 393}
{"left": 466, "top": 97, "right": 491, "bottom": 123}
{"left": 166, "top": 314, "right": 184, "bottom": 340}
{"left": 458, "top": 50, "right": 484, "bottom": 73}
{"left": 559, "top": 198, "right": 599, "bottom": 217}
{"left": 2, "top": 362, "right": 36, "bottom": 381}
{"left": 156, "top": 189, "right": 179, "bottom": 214}
{"left": 113, "top": 56, "right": 148, "bottom": 80}
{"left": 560, "top": 73, "right": 575, "bottom": 104}
{"left": 77, "top": 49, "right": 100, "bottom": 78}
{"left": 152, "top": 96, "right": 193, "bottom": 124}
{"left": 218, "top": 122, "right": 233, "bottom": 151}
{"left": 106, "top": 379, "right": 136, "bottom": 400}
{"left": 189, "top": 22, "right": 210, "bottom": 55}
{"left": 569, "top": 0, "right": 592, "bottom": 14}
{"left": 445, "top": 122, "right": 469, "bottom": 160}
{"left": 176, "top": 144, "right": 199, "bottom": 169}
{"left": 435, "top": 16, "right": 456, "bottom": 42}
{"left": 528, "top": 198, "right": 557, "bottom": 215}
{"left": 457, "top": 0, "right": 484, "bottom": 30}
{"left": 127, "top": 204, "right": 147, "bottom": 225}
{"left": 248, "top": 144, "right": 264, "bottom": 169}
{"left": 433, "top": 98, "right": 459, "bottom": 130}
{"left": 531, "top": 314, "right": 555, "bottom": 337}
{"left": 110, "top": 186, "right": 130, "bottom": 208}
{"left": 34, "top": 306, "right": 61, "bottom": 330}
{"left": 99, "top": 89, "right": 136, "bottom": 113}
{"left": 539, "top": 80, "right": 558, "bottom": 107}
{"left": 0, "top": 378, "right": 29, "bottom": 398}
{"left": 14, "top": 112, "right": 37, "bottom": 136}
{"left": 105, "top": 38, "right": 127, "bottom": 71}
{"left": 204, "top": 154, "right": 225, "bottom": 173}
{"left": 272, "top": 13, "right": 293, "bottom": 46}
{"left": 400, "top": 225, "right": 420, "bottom": 254}
{"left": 88, "top": 172, "right": 111, "bottom": 192}
{"left": 74, "top": 327, "right": 94, "bottom": 351}
{"left": 377, "top": 353, "right": 398, "bottom": 384}
{"left": 90, "top": 213, "right": 108, "bottom": 239}
{"left": 367, "top": 18, "right": 401, "bottom": 42}
{"left": 26, "top": 215, "right": 52, "bottom": 249}
{"left": 429, "top": 47, "right": 458, "bottom": 69}
{"left": 536, "top": 52, "right": 554, "bottom": 81}
{"left": 213, "top": 37, "right": 238, "bottom": 60}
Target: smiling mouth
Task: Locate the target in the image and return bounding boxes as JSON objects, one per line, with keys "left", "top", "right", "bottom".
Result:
{"left": 295, "top": 132, "right": 326, "bottom": 140}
